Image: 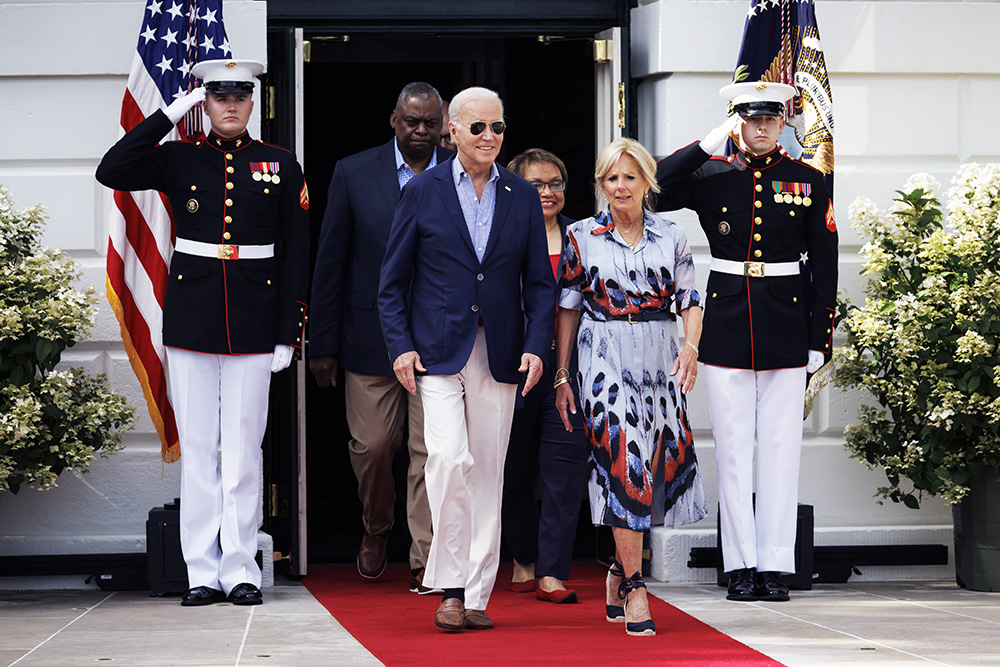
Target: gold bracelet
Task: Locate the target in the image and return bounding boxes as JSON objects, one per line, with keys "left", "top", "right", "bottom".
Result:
{"left": 553, "top": 377, "right": 571, "bottom": 389}
{"left": 685, "top": 342, "right": 699, "bottom": 355}
{"left": 555, "top": 367, "right": 571, "bottom": 378}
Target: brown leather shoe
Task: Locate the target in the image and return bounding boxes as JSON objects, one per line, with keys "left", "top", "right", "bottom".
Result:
{"left": 357, "top": 534, "right": 387, "bottom": 579}
{"left": 409, "top": 568, "right": 444, "bottom": 595}
{"left": 464, "top": 609, "right": 494, "bottom": 630}
{"left": 434, "top": 597, "right": 466, "bottom": 630}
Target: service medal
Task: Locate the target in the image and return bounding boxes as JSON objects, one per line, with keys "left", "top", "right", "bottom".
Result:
{"left": 803, "top": 196, "right": 812, "bottom": 207}
{"left": 262, "top": 173, "right": 272, "bottom": 183}
{"left": 794, "top": 196, "right": 803, "bottom": 205}
{"left": 783, "top": 193, "right": 793, "bottom": 204}
{"left": 271, "top": 175, "right": 281, "bottom": 184}
{"left": 252, "top": 171, "right": 262, "bottom": 181}
{"left": 774, "top": 194, "right": 783, "bottom": 204}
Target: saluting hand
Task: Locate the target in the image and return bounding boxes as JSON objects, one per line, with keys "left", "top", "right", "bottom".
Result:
{"left": 164, "top": 86, "right": 206, "bottom": 125}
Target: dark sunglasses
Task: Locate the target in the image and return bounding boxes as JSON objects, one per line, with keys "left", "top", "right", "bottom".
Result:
{"left": 469, "top": 120, "right": 506, "bottom": 135}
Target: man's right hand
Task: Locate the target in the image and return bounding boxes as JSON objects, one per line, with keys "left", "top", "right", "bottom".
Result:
{"left": 163, "top": 86, "right": 206, "bottom": 125}
{"left": 699, "top": 114, "right": 741, "bottom": 155}
{"left": 309, "top": 354, "right": 339, "bottom": 388}
{"left": 392, "top": 350, "right": 426, "bottom": 396}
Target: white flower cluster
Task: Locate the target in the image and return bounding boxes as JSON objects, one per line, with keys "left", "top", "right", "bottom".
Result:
{"left": 837, "top": 164, "right": 1000, "bottom": 506}
{"left": 1, "top": 185, "right": 134, "bottom": 493}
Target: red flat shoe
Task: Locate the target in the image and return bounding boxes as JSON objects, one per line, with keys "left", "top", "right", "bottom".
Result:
{"left": 509, "top": 579, "right": 537, "bottom": 593}
{"left": 536, "top": 586, "right": 578, "bottom": 604}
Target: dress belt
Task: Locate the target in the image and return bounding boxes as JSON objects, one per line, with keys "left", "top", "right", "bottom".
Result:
{"left": 602, "top": 310, "right": 676, "bottom": 324}
{"left": 175, "top": 238, "right": 275, "bottom": 260}
{"left": 710, "top": 257, "right": 799, "bottom": 278}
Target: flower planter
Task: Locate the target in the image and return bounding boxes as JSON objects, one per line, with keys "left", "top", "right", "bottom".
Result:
{"left": 953, "top": 472, "right": 1000, "bottom": 592}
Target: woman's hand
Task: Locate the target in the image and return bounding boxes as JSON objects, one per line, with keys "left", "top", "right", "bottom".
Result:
{"left": 670, "top": 342, "right": 699, "bottom": 393}
{"left": 555, "top": 382, "right": 577, "bottom": 431}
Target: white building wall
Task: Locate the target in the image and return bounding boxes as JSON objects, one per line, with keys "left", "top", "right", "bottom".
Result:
{"left": 635, "top": 0, "right": 1000, "bottom": 582}
{"left": 0, "top": 0, "right": 267, "bottom": 563}
{"left": 1, "top": 0, "right": 994, "bottom": 585}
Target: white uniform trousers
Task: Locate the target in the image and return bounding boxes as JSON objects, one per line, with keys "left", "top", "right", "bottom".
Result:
{"left": 418, "top": 327, "right": 517, "bottom": 611}
{"left": 703, "top": 364, "right": 806, "bottom": 574}
{"left": 166, "top": 347, "right": 272, "bottom": 594}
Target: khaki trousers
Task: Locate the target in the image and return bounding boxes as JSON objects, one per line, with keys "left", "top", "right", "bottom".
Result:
{"left": 418, "top": 328, "right": 517, "bottom": 611}
{"left": 344, "top": 370, "right": 431, "bottom": 570}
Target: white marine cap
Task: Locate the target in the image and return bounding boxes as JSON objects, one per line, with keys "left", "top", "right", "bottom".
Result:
{"left": 719, "top": 81, "right": 796, "bottom": 116}
{"left": 191, "top": 59, "right": 265, "bottom": 94}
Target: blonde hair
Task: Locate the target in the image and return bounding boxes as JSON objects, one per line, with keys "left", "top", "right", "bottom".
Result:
{"left": 593, "top": 138, "right": 659, "bottom": 210}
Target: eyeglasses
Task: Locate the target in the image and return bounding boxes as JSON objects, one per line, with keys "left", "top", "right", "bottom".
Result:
{"left": 529, "top": 179, "right": 566, "bottom": 193}
{"left": 469, "top": 120, "right": 506, "bottom": 135}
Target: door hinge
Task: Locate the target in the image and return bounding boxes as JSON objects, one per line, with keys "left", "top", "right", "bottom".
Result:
{"left": 594, "top": 39, "right": 612, "bottom": 63}
{"left": 617, "top": 82, "right": 626, "bottom": 129}
{"left": 269, "top": 482, "right": 280, "bottom": 516}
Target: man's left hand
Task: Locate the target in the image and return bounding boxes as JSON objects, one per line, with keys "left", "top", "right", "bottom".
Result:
{"left": 806, "top": 350, "right": 825, "bottom": 374}
{"left": 271, "top": 345, "right": 294, "bottom": 373}
{"left": 519, "top": 353, "right": 544, "bottom": 396}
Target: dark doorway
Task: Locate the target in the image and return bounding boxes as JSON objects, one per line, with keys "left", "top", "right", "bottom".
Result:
{"left": 302, "top": 33, "right": 598, "bottom": 565}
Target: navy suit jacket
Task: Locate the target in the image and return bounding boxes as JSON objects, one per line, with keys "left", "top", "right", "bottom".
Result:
{"left": 378, "top": 157, "right": 557, "bottom": 384}
{"left": 309, "top": 139, "right": 453, "bottom": 376}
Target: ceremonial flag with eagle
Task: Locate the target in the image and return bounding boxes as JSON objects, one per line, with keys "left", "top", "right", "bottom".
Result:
{"left": 732, "top": 0, "right": 834, "bottom": 193}
{"left": 106, "top": 0, "right": 232, "bottom": 462}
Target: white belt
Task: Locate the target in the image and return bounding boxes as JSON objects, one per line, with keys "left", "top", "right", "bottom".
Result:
{"left": 711, "top": 257, "right": 799, "bottom": 278}
{"left": 174, "top": 238, "right": 274, "bottom": 260}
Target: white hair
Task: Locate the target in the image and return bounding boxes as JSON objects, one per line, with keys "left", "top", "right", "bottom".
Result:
{"left": 449, "top": 87, "right": 504, "bottom": 124}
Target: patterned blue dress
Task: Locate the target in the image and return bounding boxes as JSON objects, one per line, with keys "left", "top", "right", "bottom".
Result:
{"left": 559, "top": 209, "right": 707, "bottom": 530}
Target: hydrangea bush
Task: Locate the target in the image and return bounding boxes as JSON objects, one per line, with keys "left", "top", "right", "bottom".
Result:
{"left": 0, "top": 185, "right": 134, "bottom": 493}
{"left": 835, "top": 165, "right": 1000, "bottom": 507}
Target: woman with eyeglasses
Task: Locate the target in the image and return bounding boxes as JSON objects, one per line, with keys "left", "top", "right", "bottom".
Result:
{"left": 501, "top": 149, "right": 589, "bottom": 605}
{"left": 555, "top": 138, "right": 707, "bottom": 636}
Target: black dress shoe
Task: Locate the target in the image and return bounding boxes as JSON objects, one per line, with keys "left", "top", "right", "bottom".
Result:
{"left": 228, "top": 582, "right": 263, "bottom": 606}
{"left": 181, "top": 586, "right": 226, "bottom": 606}
{"left": 726, "top": 567, "right": 759, "bottom": 601}
{"left": 755, "top": 571, "right": 790, "bottom": 601}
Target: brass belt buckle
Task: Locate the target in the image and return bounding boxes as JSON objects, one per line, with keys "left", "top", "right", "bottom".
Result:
{"left": 743, "top": 261, "right": 764, "bottom": 278}
{"left": 218, "top": 244, "right": 237, "bottom": 260}
{"left": 627, "top": 312, "right": 637, "bottom": 324}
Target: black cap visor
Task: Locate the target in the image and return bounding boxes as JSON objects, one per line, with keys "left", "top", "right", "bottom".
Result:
{"left": 735, "top": 101, "right": 786, "bottom": 117}
{"left": 205, "top": 80, "right": 255, "bottom": 94}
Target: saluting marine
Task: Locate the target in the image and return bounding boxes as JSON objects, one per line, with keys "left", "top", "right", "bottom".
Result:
{"left": 96, "top": 59, "right": 309, "bottom": 607}
{"left": 655, "top": 81, "right": 838, "bottom": 603}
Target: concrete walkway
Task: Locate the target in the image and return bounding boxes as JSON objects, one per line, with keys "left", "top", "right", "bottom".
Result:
{"left": 2, "top": 576, "right": 999, "bottom": 666}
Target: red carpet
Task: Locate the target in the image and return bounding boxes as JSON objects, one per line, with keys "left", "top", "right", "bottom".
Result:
{"left": 303, "top": 564, "right": 784, "bottom": 666}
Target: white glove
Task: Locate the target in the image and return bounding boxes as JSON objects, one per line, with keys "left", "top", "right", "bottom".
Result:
{"left": 806, "top": 350, "right": 825, "bottom": 374}
{"left": 271, "top": 345, "right": 294, "bottom": 373}
{"left": 163, "top": 87, "right": 206, "bottom": 125}
{"left": 699, "top": 114, "right": 741, "bottom": 155}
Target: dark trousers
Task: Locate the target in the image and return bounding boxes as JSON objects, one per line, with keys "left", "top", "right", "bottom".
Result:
{"left": 501, "top": 347, "right": 588, "bottom": 580}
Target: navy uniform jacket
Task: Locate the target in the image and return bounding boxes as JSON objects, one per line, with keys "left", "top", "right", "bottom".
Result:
{"left": 656, "top": 142, "right": 838, "bottom": 371}
{"left": 96, "top": 110, "right": 309, "bottom": 355}
{"left": 378, "top": 157, "right": 557, "bottom": 384}
{"left": 308, "top": 139, "right": 453, "bottom": 376}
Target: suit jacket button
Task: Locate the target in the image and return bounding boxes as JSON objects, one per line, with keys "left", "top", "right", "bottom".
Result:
{"left": 471, "top": 304, "right": 479, "bottom": 312}
{"left": 477, "top": 273, "right": 484, "bottom": 281}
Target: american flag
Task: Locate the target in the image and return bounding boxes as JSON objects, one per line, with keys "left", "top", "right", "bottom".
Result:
{"left": 106, "top": 0, "right": 231, "bottom": 463}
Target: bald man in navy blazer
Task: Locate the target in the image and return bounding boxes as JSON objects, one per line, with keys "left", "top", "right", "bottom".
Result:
{"left": 379, "top": 87, "right": 555, "bottom": 631}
